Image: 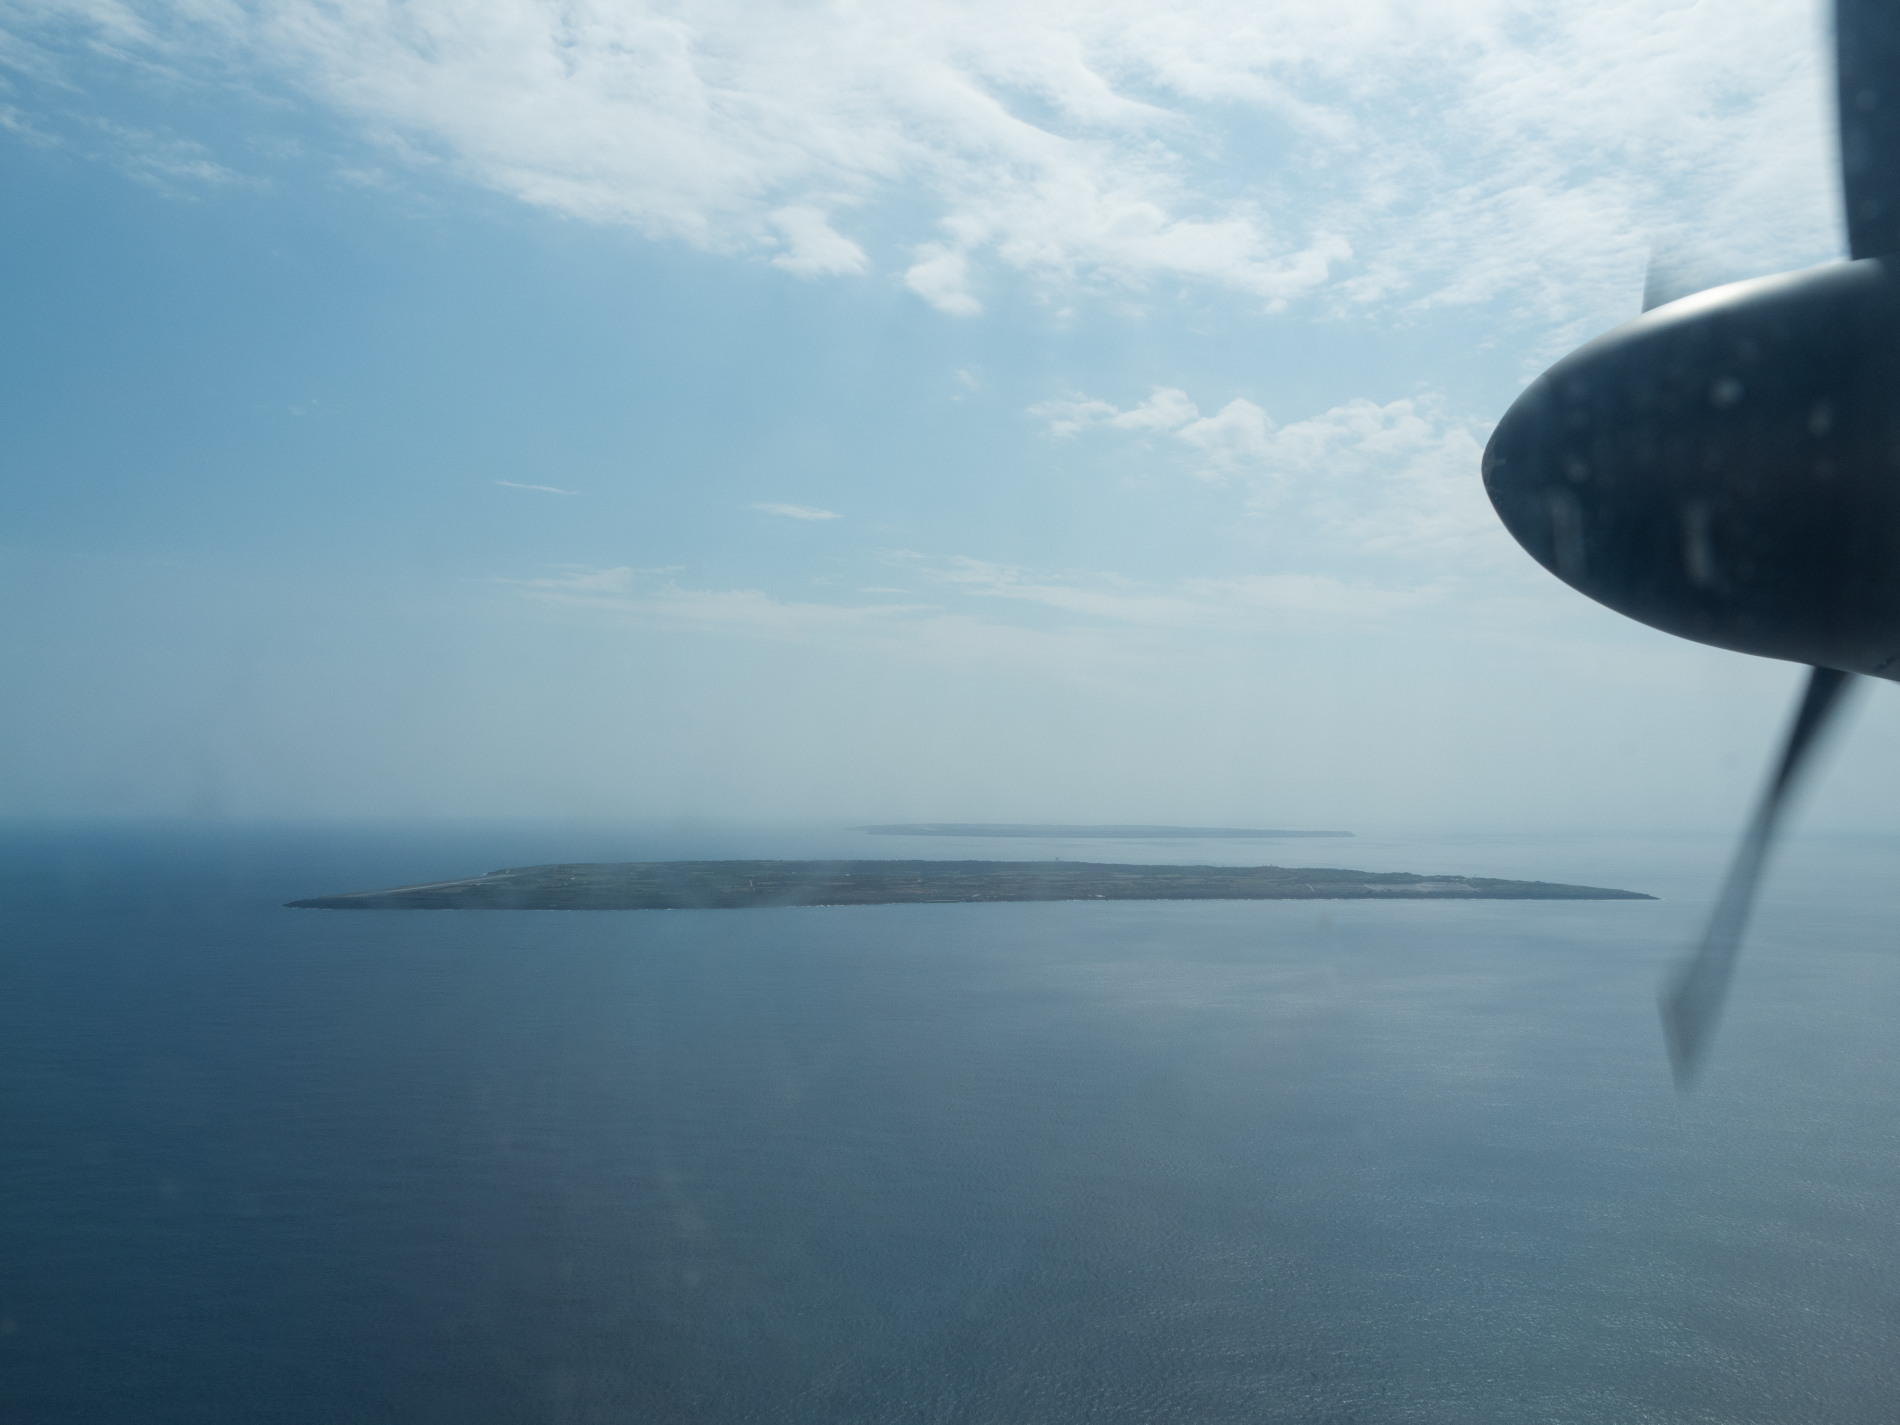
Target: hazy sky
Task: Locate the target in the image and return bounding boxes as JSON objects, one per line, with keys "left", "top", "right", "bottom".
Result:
{"left": 3, "top": 0, "right": 1894, "bottom": 829}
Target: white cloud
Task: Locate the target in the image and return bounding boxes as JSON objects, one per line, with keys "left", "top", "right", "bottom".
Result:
{"left": 94, "top": 118, "right": 254, "bottom": 189}
{"left": 496, "top": 479, "right": 576, "bottom": 494}
{"left": 1, "top": 0, "right": 1842, "bottom": 328}
{"left": 769, "top": 205, "right": 869, "bottom": 276}
{"left": 1027, "top": 385, "right": 1505, "bottom": 562}
{"left": 1177, "top": 398, "right": 1273, "bottom": 475}
{"left": 904, "top": 243, "right": 981, "bottom": 315}
{"left": 1259, "top": 398, "right": 1495, "bottom": 558}
{"left": 1034, "top": 387, "right": 1268, "bottom": 467}
{"left": 1108, "top": 387, "right": 1197, "bottom": 432}
{"left": 511, "top": 554, "right": 1440, "bottom": 677}
{"left": 516, "top": 565, "right": 1092, "bottom": 669}
{"left": 524, "top": 565, "right": 680, "bottom": 595}
{"left": 924, "top": 554, "right": 1432, "bottom": 627}
{"left": 1029, "top": 394, "right": 1121, "bottom": 438}
{"left": 752, "top": 501, "right": 841, "bottom": 521}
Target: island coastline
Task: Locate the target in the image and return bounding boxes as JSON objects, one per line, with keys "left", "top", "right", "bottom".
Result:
{"left": 287, "top": 859, "right": 1653, "bottom": 910}
{"left": 855, "top": 824, "right": 1354, "bottom": 838}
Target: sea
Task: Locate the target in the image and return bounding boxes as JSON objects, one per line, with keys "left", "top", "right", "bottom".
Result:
{"left": 3, "top": 821, "right": 1899, "bottom": 1424}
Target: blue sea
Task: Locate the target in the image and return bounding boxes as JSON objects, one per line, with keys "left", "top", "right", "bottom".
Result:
{"left": 4, "top": 822, "right": 1899, "bottom": 1423}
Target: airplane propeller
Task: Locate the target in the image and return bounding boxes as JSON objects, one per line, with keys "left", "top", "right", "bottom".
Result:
{"left": 1483, "top": 0, "right": 1900, "bottom": 1083}
{"left": 1660, "top": 665, "right": 1854, "bottom": 1085}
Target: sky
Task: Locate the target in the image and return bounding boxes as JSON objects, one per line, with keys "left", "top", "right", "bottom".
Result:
{"left": 1, "top": 0, "right": 1894, "bottom": 830}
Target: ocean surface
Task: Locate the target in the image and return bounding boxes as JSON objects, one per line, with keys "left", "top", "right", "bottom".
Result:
{"left": 3, "top": 822, "right": 1899, "bottom": 1424}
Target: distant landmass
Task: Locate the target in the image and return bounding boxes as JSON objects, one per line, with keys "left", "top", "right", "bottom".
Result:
{"left": 856, "top": 824, "right": 1354, "bottom": 839}
{"left": 287, "top": 860, "right": 1652, "bottom": 911}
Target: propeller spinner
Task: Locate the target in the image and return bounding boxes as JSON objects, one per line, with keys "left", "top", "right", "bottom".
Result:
{"left": 1483, "top": 0, "right": 1900, "bottom": 1083}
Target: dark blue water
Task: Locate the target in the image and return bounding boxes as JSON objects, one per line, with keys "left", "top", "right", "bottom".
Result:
{"left": 4, "top": 823, "right": 1899, "bottom": 1423}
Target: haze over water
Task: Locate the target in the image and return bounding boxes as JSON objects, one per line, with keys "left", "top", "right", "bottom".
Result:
{"left": 5, "top": 823, "right": 1898, "bottom": 1424}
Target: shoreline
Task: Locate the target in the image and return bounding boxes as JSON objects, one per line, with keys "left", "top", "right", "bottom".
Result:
{"left": 287, "top": 858, "right": 1655, "bottom": 910}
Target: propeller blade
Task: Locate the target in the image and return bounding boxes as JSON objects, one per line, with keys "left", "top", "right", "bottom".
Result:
{"left": 1641, "top": 243, "right": 1744, "bottom": 312}
{"left": 1836, "top": 0, "right": 1900, "bottom": 259}
{"left": 1642, "top": 247, "right": 1702, "bottom": 312}
{"left": 1661, "top": 665, "right": 1856, "bottom": 1086}
{"left": 1641, "top": 252, "right": 1679, "bottom": 312}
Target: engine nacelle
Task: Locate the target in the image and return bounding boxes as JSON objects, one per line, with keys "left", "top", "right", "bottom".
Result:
{"left": 1483, "top": 258, "right": 1900, "bottom": 679}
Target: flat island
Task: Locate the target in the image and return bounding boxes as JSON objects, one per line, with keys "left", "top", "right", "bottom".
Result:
{"left": 856, "top": 823, "right": 1353, "bottom": 839}
{"left": 287, "top": 860, "right": 1652, "bottom": 910}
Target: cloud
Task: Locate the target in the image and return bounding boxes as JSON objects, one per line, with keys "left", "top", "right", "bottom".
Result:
{"left": 97, "top": 121, "right": 253, "bottom": 188}
{"left": 1177, "top": 398, "right": 1273, "bottom": 474}
{"left": 904, "top": 244, "right": 981, "bottom": 316}
{"left": 523, "top": 565, "right": 679, "bottom": 595}
{"left": 1258, "top": 398, "right": 1494, "bottom": 558}
{"left": 1028, "top": 394, "right": 1121, "bottom": 438}
{"left": 1105, "top": 388, "right": 1196, "bottom": 432}
{"left": 516, "top": 565, "right": 1089, "bottom": 669}
{"left": 21, "top": 111, "right": 260, "bottom": 190}
{"left": 921, "top": 554, "right": 1432, "bottom": 627}
{"left": 752, "top": 502, "right": 841, "bottom": 521}
{"left": 496, "top": 479, "right": 576, "bottom": 494}
{"left": 1030, "top": 385, "right": 1503, "bottom": 561}
{"left": 1037, "top": 386, "right": 1282, "bottom": 475}
{"left": 0, "top": 0, "right": 1842, "bottom": 329}
{"left": 769, "top": 205, "right": 869, "bottom": 276}
{"left": 510, "top": 554, "right": 1440, "bottom": 678}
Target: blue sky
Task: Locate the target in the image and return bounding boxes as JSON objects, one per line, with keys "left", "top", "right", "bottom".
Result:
{"left": 3, "top": 0, "right": 1895, "bottom": 829}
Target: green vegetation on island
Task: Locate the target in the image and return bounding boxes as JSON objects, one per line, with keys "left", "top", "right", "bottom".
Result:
{"left": 286, "top": 859, "right": 1653, "bottom": 910}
